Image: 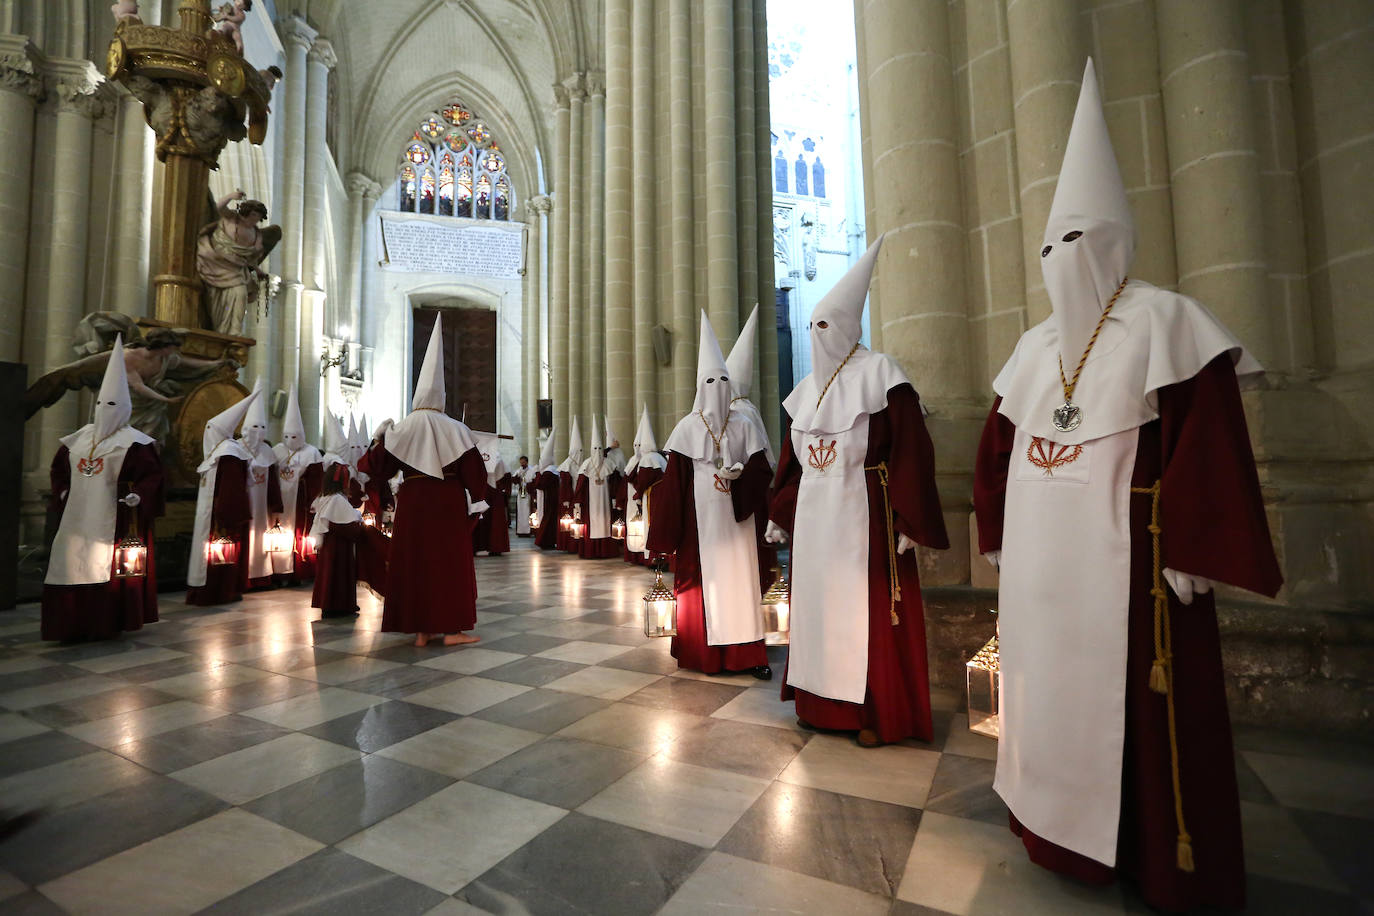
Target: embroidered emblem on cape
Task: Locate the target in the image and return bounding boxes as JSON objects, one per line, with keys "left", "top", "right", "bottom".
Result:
{"left": 712, "top": 474, "right": 731, "bottom": 494}
{"left": 807, "top": 439, "right": 838, "bottom": 472}
{"left": 1027, "top": 436, "right": 1083, "bottom": 477}
{"left": 77, "top": 457, "right": 105, "bottom": 477}
{"left": 280, "top": 466, "right": 296, "bottom": 481}
{"left": 252, "top": 468, "right": 268, "bottom": 485}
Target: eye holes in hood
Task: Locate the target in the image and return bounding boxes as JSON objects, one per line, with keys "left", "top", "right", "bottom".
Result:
{"left": 1042, "top": 229, "right": 1085, "bottom": 258}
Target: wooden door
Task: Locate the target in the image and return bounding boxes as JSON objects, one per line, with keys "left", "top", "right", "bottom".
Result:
{"left": 411, "top": 307, "right": 497, "bottom": 430}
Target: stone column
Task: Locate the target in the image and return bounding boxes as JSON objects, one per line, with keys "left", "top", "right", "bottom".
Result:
{"left": 702, "top": 0, "right": 739, "bottom": 342}
{"left": 633, "top": 0, "right": 660, "bottom": 417}
{"left": 523, "top": 195, "right": 550, "bottom": 453}
{"left": 107, "top": 87, "right": 152, "bottom": 318}
{"left": 1156, "top": 0, "right": 1274, "bottom": 366}
{"left": 665, "top": 0, "right": 693, "bottom": 416}
{"left": 604, "top": 0, "right": 634, "bottom": 446}
{"left": 1005, "top": 0, "right": 1090, "bottom": 324}
{"left": 300, "top": 36, "right": 336, "bottom": 436}
{"left": 733, "top": 0, "right": 759, "bottom": 369}
{"left": 344, "top": 172, "right": 380, "bottom": 350}
{"left": 276, "top": 14, "right": 315, "bottom": 422}
{"left": 0, "top": 38, "right": 41, "bottom": 362}
{"left": 566, "top": 74, "right": 585, "bottom": 429}
{"left": 751, "top": 0, "right": 779, "bottom": 444}
{"left": 586, "top": 73, "right": 606, "bottom": 420}
{"left": 550, "top": 85, "right": 571, "bottom": 457}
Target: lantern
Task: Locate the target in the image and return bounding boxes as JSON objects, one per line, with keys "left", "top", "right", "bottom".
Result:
{"left": 559, "top": 511, "right": 573, "bottom": 533}
{"left": 642, "top": 565, "right": 677, "bottom": 637}
{"left": 528, "top": 510, "right": 539, "bottom": 529}
{"left": 361, "top": 512, "right": 377, "bottom": 527}
{"left": 207, "top": 535, "right": 237, "bottom": 566}
{"left": 965, "top": 634, "right": 1001, "bottom": 738}
{"left": 113, "top": 534, "right": 147, "bottom": 579}
{"left": 263, "top": 523, "right": 292, "bottom": 554}
{"left": 761, "top": 565, "right": 791, "bottom": 646}
{"left": 570, "top": 519, "right": 585, "bottom": 539}
{"left": 627, "top": 517, "right": 646, "bottom": 540}
{"left": 610, "top": 519, "right": 626, "bottom": 540}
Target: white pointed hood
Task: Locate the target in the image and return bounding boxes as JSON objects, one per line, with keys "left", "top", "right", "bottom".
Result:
{"left": 559, "top": 417, "right": 584, "bottom": 474}
{"left": 809, "top": 236, "right": 882, "bottom": 382}
{"left": 602, "top": 413, "right": 627, "bottom": 473}
{"left": 625, "top": 403, "right": 666, "bottom": 475}
{"left": 199, "top": 388, "right": 258, "bottom": 471}
{"left": 538, "top": 425, "right": 558, "bottom": 473}
{"left": 666, "top": 312, "right": 766, "bottom": 463}
{"left": 383, "top": 313, "right": 477, "bottom": 478}
{"left": 726, "top": 305, "right": 759, "bottom": 399}
{"left": 242, "top": 377, "right": 270, "bottom": 454}
{"left": 279, "top": 384, "right": 307, "bottom": 451}
{"left": 93, "top": 334, "right": 133, "bottom": 441}
{"left": 579, "top": 416, "right": 609, "bottom": 479}
{"left": 322, "top": 411, "right": 348, "bottom": 468}
{"left": 1042, "top": 58, "right": 1136, "bottom": 372}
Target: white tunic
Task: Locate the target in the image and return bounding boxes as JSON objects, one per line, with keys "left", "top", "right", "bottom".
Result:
{"left": 45, "top": 426, "right": 153, "bottom": 586}
{"left": 245, "top": 443, "right": 277, "bottom": 581}
{"left": 690, "top": 457, "right": 764, "bottom": 646}
{"left": 271, "top": 443, "right": 323, "bottom": 575}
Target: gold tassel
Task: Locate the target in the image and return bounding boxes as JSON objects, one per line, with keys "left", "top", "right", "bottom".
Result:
{"left": 1177, "top": 836, "right": 1195, "bottom": 873}
{"left": 1149, "top": 660, "right": 1168, "bottom": 694}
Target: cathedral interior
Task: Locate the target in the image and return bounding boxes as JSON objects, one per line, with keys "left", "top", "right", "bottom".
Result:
{"left": 0, "top": 0, "right": 1370, "bottom": 913}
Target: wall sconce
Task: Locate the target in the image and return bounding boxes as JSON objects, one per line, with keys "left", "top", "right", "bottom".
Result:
{"left": 319, "top": 343, "right": 345, "bottom": 377}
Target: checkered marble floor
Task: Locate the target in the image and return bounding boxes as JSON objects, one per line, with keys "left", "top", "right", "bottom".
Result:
{"left": 0, "top": 540, "right": 1369, "bottom": 915}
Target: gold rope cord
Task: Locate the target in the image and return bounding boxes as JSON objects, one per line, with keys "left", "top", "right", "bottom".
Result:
{"left": 1130, "top": 480, "right": 1195, "bottom": 873}
{"left": 865, "top": 461, "right": 901, "bottom": 625}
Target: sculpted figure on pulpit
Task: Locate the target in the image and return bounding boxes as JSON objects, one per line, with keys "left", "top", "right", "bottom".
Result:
{"left": 196, "top": 190, "right": 282, "bottom": 337}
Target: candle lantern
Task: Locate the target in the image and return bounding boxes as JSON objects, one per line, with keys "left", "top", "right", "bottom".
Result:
{"left": 528, "top": 510, "right": 539, "bottom": 529}
{"left": 113, "top": 534, "right": 147, "bottom": 579}
{"left": 207, "top": 535, "right": 238, "bottom": 566}
{"left": 627, "top": 517, "right": 646, "bottom": 540}
{"left": 263, "top": 523, "right": 292, "bottom": 554}
{"left": 361, "top": 512, "right": 377, "bottom": 528}
{"left": 642, "top": 564, "right": 677, "bottom": 637}
{"left": 760, "top": 565, "right": 791, "bottom": 646}
{"left": 610, "top": 519, "right": 626, "bottom": 540}
{"left": 559, "top": 511, "right": 573, "bottom": 533}
{"left": 966, "top": 634, "right": 1001, "bottom": 738}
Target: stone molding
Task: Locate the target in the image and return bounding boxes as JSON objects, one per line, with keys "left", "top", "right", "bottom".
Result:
{"left": 50, "top": 59, "right": 111, "bottom": 121}
{"left": 278, "top": 13, "right": 317, "bottom": 52}
{"left": 584, "top": 70, "right": 605, "bottom": 98}
{"left": 345, "top": 170, "right": 382, "bottom": 200}
{"left": 562, "top": 71, "right": 585, "bottom": 100}
{"left": 307, "top": 38, "right": 337, "bottom": 70}
{"left": 552, "top": 82, "right": 569, "bottom": 109}
{"left": 528, "top": 194, "right": 553, "bottom": 215}
{"left": 0, "top": 36, "right": 42, "bottom": 103}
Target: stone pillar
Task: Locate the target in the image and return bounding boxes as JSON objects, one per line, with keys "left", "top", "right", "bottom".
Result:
{"left": 604, "top": 0, "right": 634, "bottom": 447}
{"left": 1156, "top": 0, "right": 1274, "bottom": 366}
{"left": 702, "top": 0, "right": 739, "bottom": 343}
{"left": 523, "top": 195, "right": 550, "bottom": 453}
{"left": 344, "top": 171, "right": 380, "bottom": 348}
{"left": 106, "top": 88, "right": 152, "bottom": 318}
{"left": 752, "top": 0, "right": 779, "bottom": 444}
{"left": 566, "top": 74, "right": 585, "bottom": 429}
{"left": 0, "top": 38, "right": 41, "bottom": 362}
{"left": 666, "top": 0, "right": 693, "bottom": 416}
{"left": 550, "top": 85, "right": 571, "bottom": 457}
{"left": 300, "top": 36, "right": 335, "bottom": 436}
{"left": 1005, "top": 0, "right": 1089, "bottom": 325}
{"left": 276, "top": 14, "right": 315, "bottom": 423}
{"left": 631, "top": 0, "right": 660, "bottom": 417}
{"left": 586, "top": 73, "right": 606, "bottom": 420}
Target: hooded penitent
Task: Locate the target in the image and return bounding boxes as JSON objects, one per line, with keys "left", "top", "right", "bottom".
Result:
{"left": 243, "top": 377, "right": 270, "bottom": 454}
{"left": 624, "top": 403, "right": 666, "bottom": 556}
{"left": 725, "top": 304, "right": 774, "bottom": 465}
{"left": 322, "top": 411, "right": 348, "bottom": 469}
{"left": 243, "top": 377, "right": 278, "bottom": 581}
{"left": 624, "top": 403, "right": 665, "bottom": 476}
{"left": 992, "top": 57, "right": 1259, "bottom": 447}
{"left": 46, "top": 334, "right": 156, "bottom": 586}
{"left": 383, "top": 313, "right": 476, "bottom": 479}
{"left": 271, "top": 383, "right": 322, "bottom": 577}
{"left": 579, "top": 416, "right": 609, "bottom": 481}
{"left": 188, "top": 388, "right": 259, "bottom": 588}
{"left": 602, "top": 414, "right": 627, "bottom": 473}
{"left": 665, "top": 312, "right": 766, "bottom": 463}
{"left": 538, "top": 425, "right": 558, "bottom": 473}
{"left": 275, "top": 384, "right": 314, "bottom": 458}
{"left": 559, "top": 416, "right": 584, "bottom": 474}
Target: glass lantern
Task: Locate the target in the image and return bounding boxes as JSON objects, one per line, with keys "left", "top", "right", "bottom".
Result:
{"left": 761, "top": 566, "right": 791, "bottom": 646}
{"left": 263, "top": 523, "right": 292, "bottom": 554}
{"left": 207, "top": 535, "right": 238, "bottom": 566}
{"left": 610, "top": 519, "right": 626, "bottom": 540}
{"left": 528, "top": 510, "right": 539, "bottom": 529}
{"left": 966, "top": 634, "right": 1001, "bottom": 738}
{"left": 558, "top": 511, "right": 573, "bottom": 533}
{"left": 627, "top": 517, "right": 646, "bottom": 540}
{"left": 113, "top": 534, "right": 147, "bottom": 579}
{"left": 361, "top": 512, "right": 377, "bottom": 528}
{"left": 642, "top": 565, "right": 677, "bottom": 637}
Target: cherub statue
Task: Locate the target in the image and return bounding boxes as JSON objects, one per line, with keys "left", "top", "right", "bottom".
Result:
{"left": 111, "top": 1, "right": 141, "bottom": 24}
{"left": 212, "top": 0, "right": 251, "bottom": 54}
{"left": 196, "top": 190, "right": 281, "bottom": 336}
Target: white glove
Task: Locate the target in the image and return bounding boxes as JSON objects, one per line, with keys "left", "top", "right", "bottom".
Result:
{"left": 373, "top": 418, "right": 394, "bottom": 440}
{"left": 121, "top": 493, "right": 141, "bottom": 508}
{"left": 715, "top": 461, "right": 745, "bottom": 481}
{"left": 1163, "top": 568, "right": 1212, "bottom": 605}
{"left": 897, "top": 533, "right": 917, "bottom": 555}
{"left": 468, "top": 500, "right": 490, "bottom": 516}
{"left": 764, "top": 521, "right": 788, "bottom": 544}
{"left": 984, "top": 550, "right": 1001, "bottom": 570}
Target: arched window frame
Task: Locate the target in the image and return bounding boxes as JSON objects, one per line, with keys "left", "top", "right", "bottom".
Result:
{"left": 392, "top": 100, "right": 517, "bottom": 222}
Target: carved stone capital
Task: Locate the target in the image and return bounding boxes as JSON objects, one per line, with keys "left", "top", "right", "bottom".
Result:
{"left": 527, "top": 194, "right": 553, "bottom": 216}
{"left": 346, "top": 170, "right": 382, "bottom": 200}
{"left": 52, "top": 60, "right": 109, "bottom": 120}
{"left": 552, "top": 83, "right": 569, "bottom": 109}
{"left": 563, "top": 72, "right": 586, "bottom": 101}
{"left": 278, "top": 14, "right": 318, "bottom": 52}
{"left": 308, "top": 38, "right": 337, "bottom": 70}
{"left": 584, "top": 71, "right": 605, "bottom": 98}
{"left": 0, "top": 38, "right": 43, "bottom": 104}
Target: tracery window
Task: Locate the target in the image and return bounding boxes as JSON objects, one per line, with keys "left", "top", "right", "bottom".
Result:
{"left": 392, "top": 100, "right": 515, "bottom": 222}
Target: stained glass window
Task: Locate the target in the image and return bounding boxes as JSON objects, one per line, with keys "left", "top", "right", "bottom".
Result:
{"left": 794, "top": 155, "right": 808, "bottom": 195}
{"left": 774, "top": 150, "right": 788, "bottom": 193}
{"left": 391, "top": 101, "right": 514, "bottom": 222}
{"left": 812, "top": 157, "right": 826, "bottom": 199}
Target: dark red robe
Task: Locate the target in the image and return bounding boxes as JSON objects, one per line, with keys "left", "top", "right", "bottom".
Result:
{"left": 41, "top": 443, "right": 164, "bottom": 641}
{"left": 186, "top": 456, "right": 253, "bottom": 606}
{"left": 769, "top": 383, "right": 949, "bottom": 743}
{"left": 556, "top": 470, "right": 576, "bottom": 552}
{"left": 285, "top": 461, "right": 323, "bottom": 582}
{"left": 535, "top": 470, "right": 560, "bottom": 549}
{"left": 574, "top": 470, "right": 622, "bottom": 560}
{"left": 359, "top": 443, "right": 487, "bottom": 635}
{"left": 623, "top": 463, "right": 666, "bottom": 566}
{"left": 311, "top": 519, "right": 389, "bottom": 616}
{"left": 474, "top": 474, "right": 511, "bottom": 556}
{"left": 648, "top": 451, "right": 771, "bottom": 674}
{"left": 973, "top": 355, "right": 1282, "bottom": 912}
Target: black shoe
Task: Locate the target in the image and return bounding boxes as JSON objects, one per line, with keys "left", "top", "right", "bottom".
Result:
{"left": 751, "top": 665, "right": 773, "bottom": 681}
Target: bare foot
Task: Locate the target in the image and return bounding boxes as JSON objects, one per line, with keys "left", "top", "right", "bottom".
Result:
{"left": 442, "top": 632, "right": 481, "bottom": 647}
{"left": 413, "top": 633, "right": 430, "bottom": 647}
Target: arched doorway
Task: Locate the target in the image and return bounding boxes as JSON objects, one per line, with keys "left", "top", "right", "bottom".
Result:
{"left": 411, "top": 306, "right": 497, "bottom": 430}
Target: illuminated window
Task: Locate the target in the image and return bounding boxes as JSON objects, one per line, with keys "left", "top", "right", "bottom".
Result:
{"left": 392, "top": 101, "right": 515, "bottom": 221}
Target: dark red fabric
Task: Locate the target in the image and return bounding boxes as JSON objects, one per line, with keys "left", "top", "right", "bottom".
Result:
{"left": 42, "top": 443, "right": 164, "bottom": 641}
{"left": 473, "top": 476, "right": 511, "bottom": 555}
{"left": 647, "top": 451, "right": 768, "bottom": 674}
{"left": 535, "top": 471, "right": 560, "bottom": 549}
{"left": 186, "top": 455, "right": 252, "bottom": 606}
{"left": 311, "top": 520, "right": 362, "bottom": 616}
{"left": 623, "top": 465, "right": 665, "bottom": 566}
{"left": 358, "top": 525, "right": 389, "bottom": 597}
{"left": 769, "top": 384, "right": 949, "bottom": 744}
{"left": 556, "top": 471, "right": 575, "bottom": 552}
{"left": 288, "top": 461, "right": 323, "bottom": 581}
{"left": 362, "top": 465, "right": 395, "bottom": 518}
{"left": 971, "top": 355, "right": 1280, "bottom": 911}
{"left": 360, "top": 442, "right": 486, "bottom": 635}
{"left": 973, "top": 398, "right": 1013, "bottom": 555}
{"left": 573, "top": 472, "right": 621, "bottom": 559}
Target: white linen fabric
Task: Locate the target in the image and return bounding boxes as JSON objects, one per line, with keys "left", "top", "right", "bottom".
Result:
{"left": 385, "top": 314, "right": 477, "bottom": 479}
